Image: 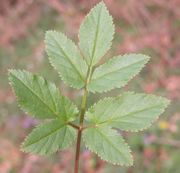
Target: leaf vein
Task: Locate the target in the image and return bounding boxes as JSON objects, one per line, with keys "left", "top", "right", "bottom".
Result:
{"left": 51, "top": 36, "right": 84, "bottom": 82}
{"left": 11, "top": 73, "right": 58, "bottom": 118}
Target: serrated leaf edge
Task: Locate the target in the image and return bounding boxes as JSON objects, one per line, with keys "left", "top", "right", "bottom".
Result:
{"left": 85, "top": 91, "right": 170, "bottom": 132}
{"left": 88, "top": 54, "right": 150, "bottom": 93}
{"left": 118, "top": 95, "right": 171, "bottom": 132}
{"left": 82, "top": 126, "right": 133, "bottom": 166}
{"left": 78, "top": 1, "right": 115, "bottom": 66}
{"left": 8, "top": 69, "right": 55, "bottom": 119}
{"left": 45, "top": 30, "right": 87, "bottom": 89}
{"left": 20, "top": 119, "right": 76, "bottom": 155}
{"left": 8, "top": 69, "right": 79, "bottom": 121}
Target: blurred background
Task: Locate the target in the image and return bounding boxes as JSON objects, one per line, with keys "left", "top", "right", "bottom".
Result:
{"left": 0, "top": 0, "right": 180, "bottom": 172}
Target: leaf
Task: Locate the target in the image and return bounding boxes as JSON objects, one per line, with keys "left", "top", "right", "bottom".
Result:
{"left": 58, "top": 94, "right": 79, "bottom": 122}
{"left": 83, "top": 125, "right": 133, "bottom": 166}
{"left": 88, "top": 54, "right": 150, "bottom": 93}
{"left": 79, "top": 1, "right": 114, "bottom": 66}
{"left": 21, "top": 119, "right": 76, "bottom": 155}
{"left": 85, "top": 92, "right": 170, "bottom": 131}
{"left": 8, "top": 70, "right": 78, "bottom": 120}
{"left": 45, "top": 31, "right": 88, "bottom": 89}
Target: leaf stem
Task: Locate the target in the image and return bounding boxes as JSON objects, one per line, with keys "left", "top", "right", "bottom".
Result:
{"left": 74, "top": 88, "right": 88, "bottom": 173}
{"left": 74, "top": 129, "right": 82, "bottom": 173}
{"left": 74, "top": 66, "right": 92, "bottom": 173}
{"left": 68, "top": 122, "right": 80, "bottom": 130}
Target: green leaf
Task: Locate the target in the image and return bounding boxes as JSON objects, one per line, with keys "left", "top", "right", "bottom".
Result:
{"left": 8, "top": 70, "right": 78, "bottom": 120}
{"left": 45, "top": 31, "right": 88, "bottom": 89}
{"left": 21, "top": 119, "right": 76, "bottom": 155}
{"left": 88, "top": 54, "right": 150, "bottom": 93}
{"left": 58, "top": 94, "right": 79, "bottom": 122}
{"left": 83, "top": 125, "right": 133, "bottom": 166}
{"left": 79, "top": 1, "right": 114, "bottom": 66}
{"left": 85, "top": 92, "right": 170, "bottom": 131}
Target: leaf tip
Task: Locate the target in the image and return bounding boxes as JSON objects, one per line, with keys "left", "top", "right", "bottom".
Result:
{"left": 8, "top": 69, "right": 17, "bottom": 77}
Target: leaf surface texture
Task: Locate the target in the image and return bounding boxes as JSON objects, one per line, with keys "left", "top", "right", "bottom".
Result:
{"left": 45, "top": 31, "right": 88, "bottom": 89}
{"left": 83, "top": 125, "right": 133, "bottom": 165}
{"left": 9, "top": 70, "right": 78, "bottom": 120}
{"left": 21, "top": 119, "right": 75, "bottom": 155}
{"left": 79, "top": 2, "right": 114, "bottom": 66}
{"left": 88, "top": 54, "right": 150, "bottom": 92}
{"left": 85, "top": 92, "right": 170, "bottom": 131}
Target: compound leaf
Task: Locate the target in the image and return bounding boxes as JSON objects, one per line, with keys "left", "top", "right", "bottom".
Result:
{"left": 8, "top": 70, "right": 78, "bottom": 120}
{"left": 21, "top": 119, "right": 76, "bottom": 155}
{"left": 45, "top": 31, "right": 88, "bottom": 89}
{"left": 88, "top": 54, "right": 150, "bottom": 93}
{"left": 85, "top": 92, "right": 170, "bottom": 131}
{"left": 79, "top": 1, "right": 114, "bottom": 66}
{"left": 83, "top": 125, "right": 133, "bottom": 166}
